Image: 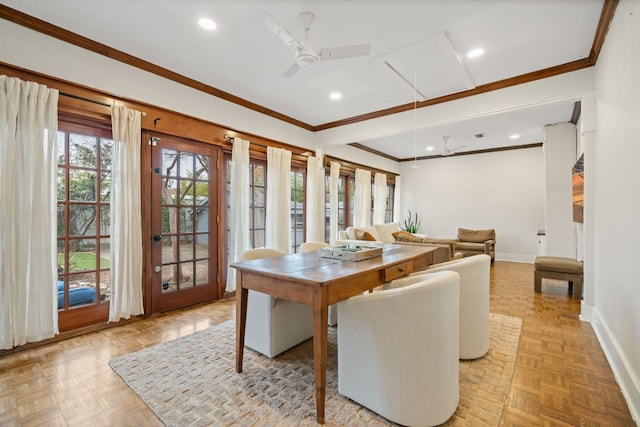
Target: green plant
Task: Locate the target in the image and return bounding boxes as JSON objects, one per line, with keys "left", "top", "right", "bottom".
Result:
{"left": 402, "top": 210, "right": 421, "bottom": 234}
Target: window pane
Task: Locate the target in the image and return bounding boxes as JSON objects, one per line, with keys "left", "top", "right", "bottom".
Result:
{"left": 100, "top": 238, "right": 111, "bottom": 269}
{"left": 57, "top": 168, "right": 66, "bottom": 201}
{"left": 57, "top": 205, "right": 65, "bottom": 237}
{"left": 180, "top": 208, "right": 194, "bottom": 232}
{"left": 195, "top": 260, "right": 209, "bottom": 286}
{"left": 196, "top": 208, "right": 209, "bottom": 232}
{"left": 67, "top": 240, "right": 98, "bottom": 272}
{"left": 69, "top": 134, "right": 97, "bottom": 168}
{"left": 100, "top": 138, "right": 113, "bottom": 170}
{"left": 162, "top": 178, "right": 178, "bottom": 205}
{"left": 100, "top": 172, "right": 111, "bottom": 201}
{"left": 69, "top": 205, "right": 97, "bottom": 236}
{"left": 100, "top": 205, "right": 110, "bottom": 234}
{"left": 180, "top": 242, "right": 194, "bottom": 261}
{"left": 57, "top": 131, "right": 66, "bottom": 165}
{"left": 69, "top": 170, "right": 97, "bottom": 201}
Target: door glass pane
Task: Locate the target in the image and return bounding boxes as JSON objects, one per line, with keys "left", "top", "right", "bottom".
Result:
{"left": 162, "top": 178, "right": 178, "bottom": 204}
{"left": 161, "top": 265, "right": 177, "bottom": 293}
{"left": 195, "top": 260, "right": 208, "bottom": 286}
{"left": 163, "top": 149, "right": 178, "bottom": 176}
{"left": 162, "top": 206, "right": 177, "bottom": 233}
{"left": 162, "top": 236, "right": 176, "bottom": 263}
{"left": 179, "top": 153, "right": 194, "bottom": 178}
{"left": 196, "top": 208, "right": 209, "bottom": 232}
{"left": 180, "top": 262, "right": 195, "bottom": 289}
{"left": 195, "top": 235, "right": 209, "bottom": 259}
{"left": 180, "top": 242, "right": 194, "bottom": 261}
{"left": 180, "top": 208, "right": 194, "bottom": 232}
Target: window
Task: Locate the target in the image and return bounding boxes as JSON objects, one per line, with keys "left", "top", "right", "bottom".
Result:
{"left": 290, "top": 168, "right": 305, "bottom": 252}
{"left": 249, "top": 161, "right": 266, "bottom": 248}
{"left": 324, "top": 174, "right": 346, "bottom": 243}
{"left": 56, "top": 122, "right": 112, "bottom": 310}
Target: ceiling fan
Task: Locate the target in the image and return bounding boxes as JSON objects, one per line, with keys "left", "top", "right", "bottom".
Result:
{"left": 262, "top": 11, "right": 371, "bottom": 77}
{"left": 439, "top": 136, "right": 466, "bottom": 156}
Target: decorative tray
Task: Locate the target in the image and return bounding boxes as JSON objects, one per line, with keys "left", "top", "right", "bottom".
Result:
{"left": 320, "top": 244, "right": 383, "bottom": 261}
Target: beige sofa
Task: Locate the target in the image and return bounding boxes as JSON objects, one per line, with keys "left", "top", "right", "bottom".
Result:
{"left": 337, "top": 223, "right": 460, "bottom": 264}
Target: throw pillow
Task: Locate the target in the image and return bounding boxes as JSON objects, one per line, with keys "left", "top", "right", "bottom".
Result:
{"left": 355, "top": 229, "right": 377, "bottom": 241}
{"left": 374, "top": 222, "right": 401, "bottom": 243}
{"left": 392, "top": 230, "right": 424, "bottom": 243}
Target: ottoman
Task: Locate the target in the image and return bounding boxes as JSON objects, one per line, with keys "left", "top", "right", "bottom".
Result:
{"left": 534, "top": 256, "right": 583, "bottom": 298}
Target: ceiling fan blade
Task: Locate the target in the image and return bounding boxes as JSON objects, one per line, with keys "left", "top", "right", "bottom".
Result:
{"left": 261, "top": 11, "right": 300, "bottom": 50}
{"left": 282, "top": 62, "right": 300, "bottom": 78}
{"left": 318, "top": 44, "right": 371, "bottom": 61}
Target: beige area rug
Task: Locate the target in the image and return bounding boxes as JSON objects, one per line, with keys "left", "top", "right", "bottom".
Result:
{"left": 109, "top": 313, "right": 521, "bottom": 427}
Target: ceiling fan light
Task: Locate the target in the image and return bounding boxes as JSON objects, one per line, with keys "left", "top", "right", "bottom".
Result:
{"left": 198, "top": 18, "right": 217, "bottom": 30}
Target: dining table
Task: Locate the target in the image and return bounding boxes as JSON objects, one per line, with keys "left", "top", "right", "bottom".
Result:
{"left": 231, "top": 243, "right": 437, "bottom": 424}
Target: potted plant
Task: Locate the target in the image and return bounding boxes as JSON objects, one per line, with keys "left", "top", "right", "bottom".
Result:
{"left": 402, "top": 210, "right": 421, "bottom": 234}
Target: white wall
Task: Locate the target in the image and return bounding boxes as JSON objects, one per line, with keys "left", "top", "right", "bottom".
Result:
{"left": 543, "top": 122, "right": 577, "bottom": 258}
{"left": 589, "top": 0, "right": 640, "bottom": 419}
{"left": 399, "top": 147, "right": 545, "bottom": 262}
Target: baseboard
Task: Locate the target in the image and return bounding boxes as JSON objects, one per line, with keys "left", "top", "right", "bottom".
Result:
{"left": 494, "top": 252, "right": 535, "bottom": 263}
{"left": 591, "top": 307, "right": 640, "bottom": 424}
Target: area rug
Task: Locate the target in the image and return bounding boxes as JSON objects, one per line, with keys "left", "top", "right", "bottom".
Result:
{"left": 109, "top": 313, "right": 521, "bottom": 426}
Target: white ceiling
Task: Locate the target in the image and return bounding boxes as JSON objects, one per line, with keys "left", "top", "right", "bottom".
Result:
{"left": 2, "top": 0, "right": 604, "bottom": 159}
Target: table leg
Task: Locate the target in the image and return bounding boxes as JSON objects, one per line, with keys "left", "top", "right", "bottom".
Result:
{"left": 313, "top": 290, "right": 329, "bottom": 424}
{"left": 235, "top": 281, "right": 248, "bottom": 373}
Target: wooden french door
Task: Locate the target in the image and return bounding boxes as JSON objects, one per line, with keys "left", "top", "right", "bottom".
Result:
{"left": 148, "top": 133, "right": 222, "bottom": 313}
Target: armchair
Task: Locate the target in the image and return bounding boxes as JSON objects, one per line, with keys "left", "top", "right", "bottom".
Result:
{"left": 456, "top": 227, "right": 495, "bottom": 261}
{"left": 240, "top": 248, "right": 314, "bottom": 358}
{"left": 338, "top": 271, "right": 460, "bottom": 426}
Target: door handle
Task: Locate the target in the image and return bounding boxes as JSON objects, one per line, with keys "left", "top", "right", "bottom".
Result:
{"left": 153, "top": 235, "right": 162, "bottom": 241}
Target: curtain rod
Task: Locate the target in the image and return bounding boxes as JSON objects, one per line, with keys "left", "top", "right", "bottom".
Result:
{"left": 60, "top": 91, "right": 147, "bottom": 117}
{"left": 224, "top": 133, "right": 312, "bottom": 158}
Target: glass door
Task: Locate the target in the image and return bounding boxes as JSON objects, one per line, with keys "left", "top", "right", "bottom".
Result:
{"left": 149, "top": 134, "right": 220, "bottom": 313}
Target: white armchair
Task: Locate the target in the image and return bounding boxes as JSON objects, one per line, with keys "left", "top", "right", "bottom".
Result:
{"left": 338, "top": 271, "right": 460, "bottom": 426}
{"left": 417, "top": 254, "right": 491, "bottom": 359}
{"left": 240, "top": 248, "right": 314, "bottom": 358}
{"left": 298, "top": 241, "right": 338, "bottom": 326}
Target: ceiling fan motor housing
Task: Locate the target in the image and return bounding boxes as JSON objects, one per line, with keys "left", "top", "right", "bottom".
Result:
{"left": 296, "top": 48, "right": 319, "bottom": 66}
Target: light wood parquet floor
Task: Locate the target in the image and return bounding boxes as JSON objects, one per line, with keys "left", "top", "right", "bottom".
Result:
{"left": 0, "top": 261, "right": 635, "bottom": 426}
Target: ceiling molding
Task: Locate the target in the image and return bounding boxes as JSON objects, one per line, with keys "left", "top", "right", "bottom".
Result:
{"left": 0, "top": 0, "right": 618, "bottom": 133}
{"left": 348, "top": 143, "right": 401, "bottom": 162}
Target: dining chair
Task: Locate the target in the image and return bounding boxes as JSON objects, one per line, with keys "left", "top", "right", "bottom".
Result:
{"left": 240, "top": 248, "right": 314, "bottom": 358}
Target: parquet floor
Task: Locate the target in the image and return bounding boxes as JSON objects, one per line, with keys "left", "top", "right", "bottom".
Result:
{"left": 0, "top": 261, "right": 635, "bottom": 426}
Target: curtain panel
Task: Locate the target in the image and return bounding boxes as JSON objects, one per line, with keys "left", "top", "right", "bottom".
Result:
{"left": 226, "top": 137, "right": 251, "bottom": 292}
{"left": 265, "top": 147, "right": 292, "bottom": 253}
{"left": 373, "top": 172, "right": 387, "bottom": 225}
{"left": 109, "top": 106, "right": 144, "bottom": 322}
{"left": 354, "top": 168, "right": 372, "bottom": 227}
{"left": 0, "top": 75, "right": 59, "bottom": 349}
{"left": 393, "top": 175, "right": 402, "bottom": 224}
{"left": 329, "top": 161, "right": 341, "bottom": 245}
{"left": 305, "top": 149, "right": 325, "bottom": 243}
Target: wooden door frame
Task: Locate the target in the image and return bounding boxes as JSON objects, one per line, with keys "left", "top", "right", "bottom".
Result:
{"left": 141, "top": 131, "right": 226, "bottom": 315}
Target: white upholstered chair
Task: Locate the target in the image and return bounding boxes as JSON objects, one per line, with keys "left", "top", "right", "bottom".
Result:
{"left": 240, "top": 248, "right": 314, "bottom": 358}
{"left": 338, "top": 271, "right": 460, "bottom": 426}
{"left": 414, "top": 254, "right": 491, "bottom": 359}
{"left": 299, "top": 241, "right": 338, "bottom": 326}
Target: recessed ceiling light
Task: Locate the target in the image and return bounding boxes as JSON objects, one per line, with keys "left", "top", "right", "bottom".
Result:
{"left": 510, "top": 134, "right": 520, "bottom": 140}
{"left": 198, "top": 18, "right": 217, "bottom": 30}
{"left": 467, "top": 48, "right": 484, "bottom": 58}
{"left": 329, "top": 92, "right": 342, "bottom": 101}
{"left": 425, "top": 146, "right": 434, "bottom": 151}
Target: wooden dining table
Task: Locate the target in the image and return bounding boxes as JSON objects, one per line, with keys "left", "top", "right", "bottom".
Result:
{"left": 230, "top": 243, "right": 437, "bottom": 424}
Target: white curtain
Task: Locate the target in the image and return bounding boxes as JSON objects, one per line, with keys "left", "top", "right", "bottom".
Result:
{"left": 373, "top": 172, "right": 387, "bottom": 225}
{"left": 306, "top": 149, "right": 324, "bottom": 243}
{"left": 354, "top": 168, "right": 372, "bottom": 227}
{"left": 393, "top": 175, "right": 402, "bottom": 224}
{"left": 0, "top": 76, "right": 59, "bottom": 349}
{"left": 226, "top": 137, "right": 251, "bottom": 291}
{"left": 329, "top": 161, "right": 341, "bottom": 245}
{"left": 266, "top": 147, "right": 291, "bottom": 252}
{"left": 109, "top": 106, "right": 143, "bottom": 322}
